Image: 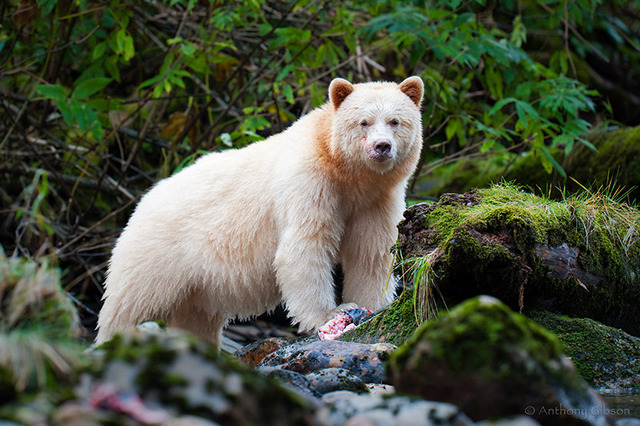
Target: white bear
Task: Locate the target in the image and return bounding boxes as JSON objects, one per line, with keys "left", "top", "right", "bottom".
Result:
{"left": 96, "top": 76, "right": 424, "bottom": 347}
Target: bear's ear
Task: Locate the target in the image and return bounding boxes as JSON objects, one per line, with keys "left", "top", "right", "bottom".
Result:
{"left": 329, "top": 78, "right": 355, "bottom": 110}
{"left": 399, "top": 76, "right": 424, "bottom": 107}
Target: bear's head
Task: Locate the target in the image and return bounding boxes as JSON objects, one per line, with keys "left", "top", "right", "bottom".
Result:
{"left": 329, "top": 76, "right": 424, "bottom": 175}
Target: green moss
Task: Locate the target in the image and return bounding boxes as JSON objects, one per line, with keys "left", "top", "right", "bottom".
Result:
{"left": 340, "top": 289, "right": 420, "bottom": 346}
{"left": 529, "top": 310, "right": 640, "bottom": 391}
{"left": 406, "top": 183, "right": 640, "bottom": 335}
{"left": 389, "top": 296, "right": 565, "bottom": 381}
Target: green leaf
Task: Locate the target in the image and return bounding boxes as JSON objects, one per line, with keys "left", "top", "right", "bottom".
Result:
{"left": 445, "top": 118, "right": 459, "bottom": 141}
{"left": 187, "top": 54, "right": 207, "bottom": 73}
{"left": 276, "top": 64, "right": 293, "bottom": 82}
{"left": 105, "top": 56, "right": 121, "bottom": 82}
{"left": 93, "top": 42, "right": 107, "bottom": 60}
{"left": 69, "top": 100, "right": 87, "bottom": 131}
{"left": 480, "top": 139, "right": 496, "bottom": 152}
{"left": 72, "top": 78, "right": 112, "bottom": 100}
{"left": 123, "top": 35, "right": 135, "bottom": 61}
{"left": 169, "top": 74, "right": 186, "bottom": 89}
{"left": 139, "top": 74, "right": 162, "bottom": 90}
{"left": 488, "top": 97, "right": 516, "bottom": 115}
{"left": 180, "top": 41, "right": 196, "bottom": 57}
{"left": 87, "top": 98, "right": 124, "bottom": 111}
{"left": 283, "top": 84, "right": 294, "bottom": 104}
{"left": 34, "top": 84, "right": 69, "bottom": 102}
{"left": 539, "top": 146, "right": 566, "bottom": 178}
{"left": 57, "top": 100, "right": 73, "bottom": 126}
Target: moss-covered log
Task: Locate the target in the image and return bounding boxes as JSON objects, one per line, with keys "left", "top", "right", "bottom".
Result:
{"left": 397, "top": 183, "right": 640, "bottom": 336}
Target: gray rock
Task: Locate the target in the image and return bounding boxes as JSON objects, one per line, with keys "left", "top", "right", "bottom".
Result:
{"left": 316, "top": 393, "right": 474, "bottom": 426}
{"left": 259, "top": 340, "right": 395, "bottom": 383}
{"left": 305, "top": 368, "right": 367, "bottom": 395}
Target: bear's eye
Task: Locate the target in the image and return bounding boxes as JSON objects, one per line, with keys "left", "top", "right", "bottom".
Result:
{"left": 389, "top": 119, "right": 400, "bottom": 126}
{"left": 360, "top": 120, "right": 369, "bottom": 127}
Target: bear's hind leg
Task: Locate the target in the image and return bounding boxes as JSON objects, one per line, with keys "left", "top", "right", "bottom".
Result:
{"left": 166, "top": 295, "right": 226, "bottom": 346}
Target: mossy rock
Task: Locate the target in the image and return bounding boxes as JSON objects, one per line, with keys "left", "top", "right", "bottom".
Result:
{"left": 530, "top": 310, "right": 640, "bottom": 393}
{"left": 86, "top": 329, "right": 317, "bottom": 424}
{"left": 396, "top": 183, "right": 640, "bottom": 337}
{"left": 340, "top": 289, "right": 422, "bottom": 346}
{"left": 418, "top": 126, "right": 640, "bottom": 203}
{"left": 387, "top": 296, "right": 609, "bottom": 424}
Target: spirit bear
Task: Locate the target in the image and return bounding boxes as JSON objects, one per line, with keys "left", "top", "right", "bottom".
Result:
{"left": 96, "top": 76, "right": 424, "bottom": 346}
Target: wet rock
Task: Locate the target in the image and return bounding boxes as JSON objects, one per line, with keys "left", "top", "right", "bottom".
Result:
{"left": 317, "top": 391, "right": 474, "bottom": 426}
{"left": 305, "top": 368, "right": 367, "bottom": 394}
{"left": 259, "top": 366, "right": 367, "bottom": 397}
{"left": 258, "top": 366, "right": 319, "bottom": 398}
{"left": 387, "top": 295, "right": 612, "bottom": 425}
{"left": 235, "top": 337, "right": 295, "bottom": 367}
{"left": 258, "top": 340, "right": 395, "bottom": 384}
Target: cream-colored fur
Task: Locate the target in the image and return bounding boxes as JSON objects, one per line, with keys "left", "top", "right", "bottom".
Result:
{"left": 96, "top": 77, "right": 424, "bottom": 346}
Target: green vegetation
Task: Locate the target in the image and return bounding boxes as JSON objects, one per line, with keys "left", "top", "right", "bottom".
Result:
{"left": 0, "top": 249, "right": 85, "bottom": 414}
{"left": 388, "top": 296, "right": 565, "bottom": 381}
{"left": 419, "top": 125, "right": 640, "bottom": 201}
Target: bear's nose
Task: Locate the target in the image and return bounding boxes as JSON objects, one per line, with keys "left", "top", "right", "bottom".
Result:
{"left": 374, "top": 140, "right": 391, "bottom": 155}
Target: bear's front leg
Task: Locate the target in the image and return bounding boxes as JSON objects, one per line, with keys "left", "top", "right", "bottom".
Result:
{"left": 274, "top": 225, "right": 342, "bottom": 332}
{"left": 340, "top": 205, "right": 401, "bottom": 311}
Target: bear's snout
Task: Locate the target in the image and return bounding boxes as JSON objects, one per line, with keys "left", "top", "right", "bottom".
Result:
{"left": 374, "top": 140, "right": 391, "bottom": 155}
{"left": 367, "top": 139, "right": 393, "bottom": 162}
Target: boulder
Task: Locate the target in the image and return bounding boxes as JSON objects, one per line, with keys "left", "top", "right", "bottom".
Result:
{"left": 529, "top": 310, "right": 640, "bottom": 393}
{"left": 387, "top": 295, "right": 612, "bottom": 425}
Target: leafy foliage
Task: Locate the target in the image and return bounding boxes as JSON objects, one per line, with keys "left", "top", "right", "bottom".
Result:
{"left": 1, "top": 0, "right": 638, "bottom": 326}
